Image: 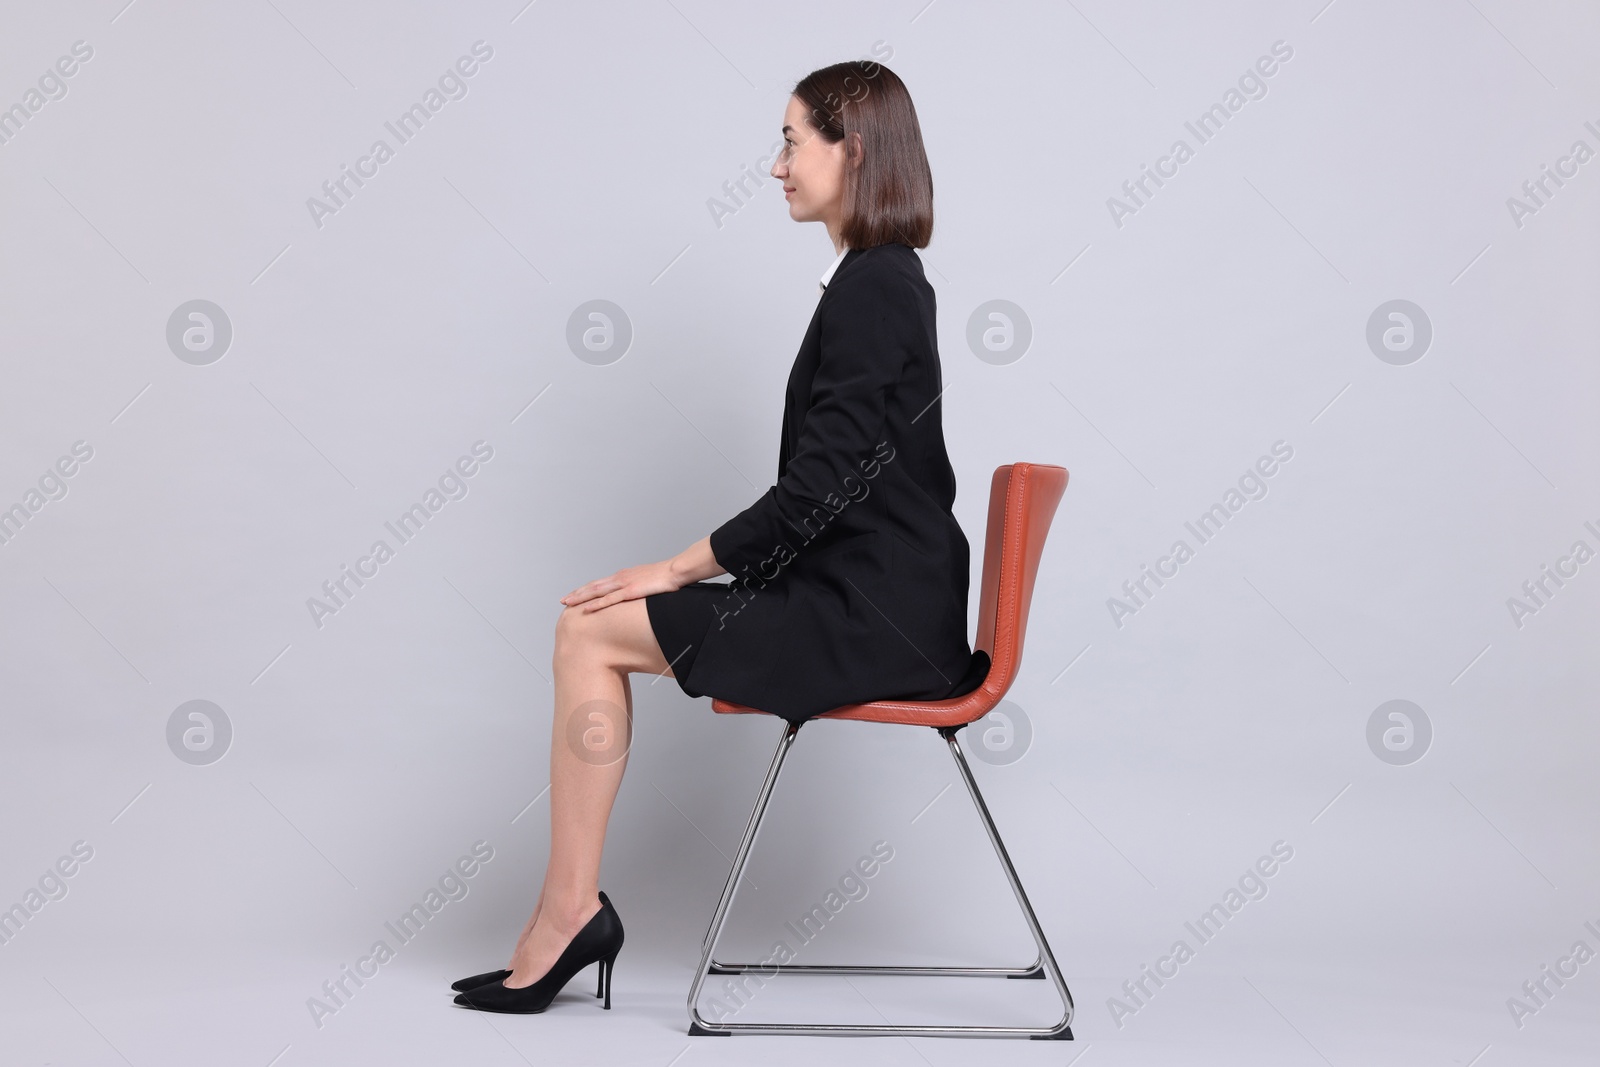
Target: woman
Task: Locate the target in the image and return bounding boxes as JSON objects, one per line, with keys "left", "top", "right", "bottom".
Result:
{"left": 451, "top": 60, "right": 988, "bottom": 1015}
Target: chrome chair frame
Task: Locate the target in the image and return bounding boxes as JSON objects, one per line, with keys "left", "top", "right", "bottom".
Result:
{"left": 685, "top": 719, "right": 1074, "bottom": 1040}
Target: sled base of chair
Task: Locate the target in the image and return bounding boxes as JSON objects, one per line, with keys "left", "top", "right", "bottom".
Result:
{"left": 686, "top": 720, "right": 1076, "bottom": 1040}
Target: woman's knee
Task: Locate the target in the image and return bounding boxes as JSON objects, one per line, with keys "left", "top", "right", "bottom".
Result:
{"left": 553, "top": 604, "right": 606, "bottom": 667}
{"left": 553, "top": 599, "right": 665, "bottom": 675}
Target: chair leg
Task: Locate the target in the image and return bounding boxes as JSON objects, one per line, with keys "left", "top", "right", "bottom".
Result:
{"left": 940, "top": 724, "right": 1075, "bottom": 1038}
{"left": 686, "top": 721, "right": 1075, "bottom": 1039}
{"left": 687, "top": 719, "right": 802, "bottom": 1026}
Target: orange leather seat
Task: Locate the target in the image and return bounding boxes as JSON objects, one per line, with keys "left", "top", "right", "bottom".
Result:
{"left": 710, "top": 462, "right": 1069, "bottom": 728}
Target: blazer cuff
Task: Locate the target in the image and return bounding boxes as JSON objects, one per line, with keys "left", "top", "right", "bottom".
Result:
{"left": 709, "top": 486, "right": 781, "bottom": 577}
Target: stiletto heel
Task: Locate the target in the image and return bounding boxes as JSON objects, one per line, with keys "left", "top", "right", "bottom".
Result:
{"left": 600, "top": 950, "right": 618, "bottom": 1009}
{"left": 453, "top": 891, "right": 624, "bottom": 1014}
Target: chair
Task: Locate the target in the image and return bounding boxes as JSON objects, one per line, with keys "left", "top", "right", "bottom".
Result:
{"left": 687, "top": 462, "right": 1074, "bottom": 1040}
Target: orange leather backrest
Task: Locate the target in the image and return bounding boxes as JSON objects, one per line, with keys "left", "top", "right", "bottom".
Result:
{"left": 971, "top": 463, "right": 1069, "bottom": 703}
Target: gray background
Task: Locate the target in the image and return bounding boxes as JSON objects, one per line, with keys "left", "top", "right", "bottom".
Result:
{"left": 1, "top": 1, "right": 1596, "bottom": 1064}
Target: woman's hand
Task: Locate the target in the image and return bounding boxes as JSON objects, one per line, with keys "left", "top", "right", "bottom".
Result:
{"left": 561, "top": 537, "right": 726, "bottom": 613}
{"left": 560, "top": 559, "right": 686, "bottom": 613}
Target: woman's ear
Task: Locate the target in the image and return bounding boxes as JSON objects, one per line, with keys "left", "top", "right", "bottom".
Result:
{"left": 845, "top": 130, "right": 865, "bottom": 168}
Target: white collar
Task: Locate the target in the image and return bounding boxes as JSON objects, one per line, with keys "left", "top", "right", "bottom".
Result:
{"left": 819, "top": 246, "right": 849, "bottom": 292}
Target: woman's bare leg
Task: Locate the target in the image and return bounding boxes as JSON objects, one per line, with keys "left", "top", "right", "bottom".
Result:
{"left": 504, "top": 597, "right": 671, "bottom": 989}
{"left": 503, "top": 653, "right": 642, "bottom": 967}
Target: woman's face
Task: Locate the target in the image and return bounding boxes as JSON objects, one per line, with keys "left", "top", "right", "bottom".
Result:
{"left": 772, "top": 94, "right": 848, "bottom": 228}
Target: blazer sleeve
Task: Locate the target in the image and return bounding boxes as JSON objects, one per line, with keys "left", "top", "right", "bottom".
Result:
{"left": 708, "top": 263, "right": 913, "bottom": 577}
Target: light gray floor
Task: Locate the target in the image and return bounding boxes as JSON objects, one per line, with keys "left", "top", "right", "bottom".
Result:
{"left": 4, "top": 949, "right": 1596, "bottom": 1064}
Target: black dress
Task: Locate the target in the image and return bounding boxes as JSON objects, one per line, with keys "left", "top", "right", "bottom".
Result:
{"left": 645, "top": 242, "right": 990, "bottom": 724}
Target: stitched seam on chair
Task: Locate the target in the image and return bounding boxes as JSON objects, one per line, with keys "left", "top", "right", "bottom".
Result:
{"left": 995, "top": 463, "right": 1025, "bottom": 700}
{"left": 1009, "top": 465, "right": 1026, "bottom": 687}
{"left": 969, "top": 464, "right": 1015, "bottom": 715}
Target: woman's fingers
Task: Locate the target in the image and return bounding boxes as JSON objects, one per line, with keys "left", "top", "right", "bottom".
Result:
{"left": 562, "top": 576, "right": 619, "bottom": 605}
{"left": 562, "top": 562, "right": 674, "bottom": 609}
{"left": 582, "top": 588, "right": 627, "bottom": 613}
{"left": 583, "top": 579, "right": 652, "bottom": 612}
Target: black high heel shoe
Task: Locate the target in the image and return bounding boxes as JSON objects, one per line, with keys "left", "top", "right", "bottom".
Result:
{"left": 450, "top": 893, "right": 615, "bottom": 995}
{"left": 453, "top": 891, "right": 623, "bottom": 1013}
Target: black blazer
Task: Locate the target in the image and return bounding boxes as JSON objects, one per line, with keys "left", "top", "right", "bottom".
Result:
{"left": 699, "top": 242, "right": 986, "bottom": 722}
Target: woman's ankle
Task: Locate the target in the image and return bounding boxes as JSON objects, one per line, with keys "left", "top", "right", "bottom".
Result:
{"left": 539, "top": 891, "right": 601, "bottom": 932}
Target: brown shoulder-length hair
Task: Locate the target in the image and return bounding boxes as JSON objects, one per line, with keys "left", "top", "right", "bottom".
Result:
{"left": 791, "top": 60, "right": 933, "bottom": 250}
